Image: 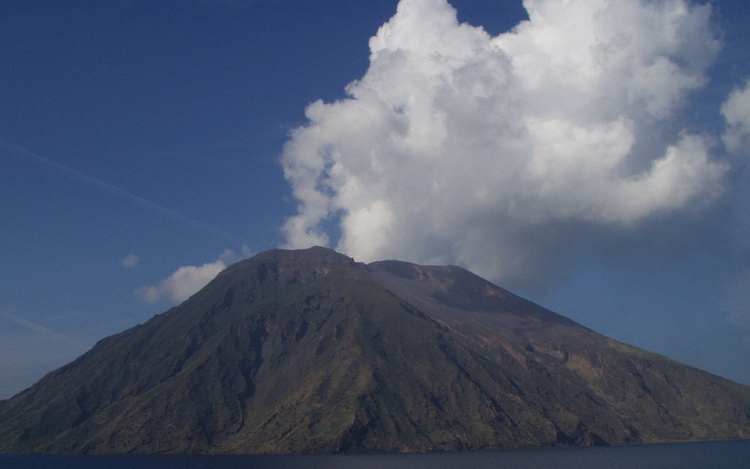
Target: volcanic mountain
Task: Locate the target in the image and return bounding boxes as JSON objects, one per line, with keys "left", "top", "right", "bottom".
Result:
{"left": 1, "top": 247, "right": 749, "bottom": 454}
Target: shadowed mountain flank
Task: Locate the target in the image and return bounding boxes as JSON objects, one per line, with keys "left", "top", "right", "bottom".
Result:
{"left": 1, "top": 247, "right": 749, "bottom": 454}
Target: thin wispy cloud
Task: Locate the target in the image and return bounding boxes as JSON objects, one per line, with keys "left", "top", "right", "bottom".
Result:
{"left": 0, "top": 306, "right": 92, "bottom": 399}
{"left": 121, "top": 254, "right": 140, "bottom": 269}
{"left": 1, "top": 139, "right": 250, "bottom": 247}
{"left": 0, "top": 307, "right": 89, "bottom": 350}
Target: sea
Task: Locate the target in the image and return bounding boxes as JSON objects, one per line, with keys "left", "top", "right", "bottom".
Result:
{"left": 1, "top": 440, "right": 748, "bottom": 469}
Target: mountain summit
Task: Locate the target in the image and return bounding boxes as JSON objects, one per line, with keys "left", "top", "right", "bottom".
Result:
{"left": 1, "top": 247, "right": 749, "bottom": 453}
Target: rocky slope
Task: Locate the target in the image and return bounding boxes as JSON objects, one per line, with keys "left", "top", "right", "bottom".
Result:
{"left": 1, "top": 247, "right": 748, "bottom": 453}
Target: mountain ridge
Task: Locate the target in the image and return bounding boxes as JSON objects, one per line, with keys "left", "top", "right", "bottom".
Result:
{"left": 1, "top": 246, "right": 748, "bottom": 453}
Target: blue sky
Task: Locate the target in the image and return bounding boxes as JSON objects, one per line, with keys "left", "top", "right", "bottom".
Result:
{"left": 1, "top": 0, "right": 749, "bottom": 399}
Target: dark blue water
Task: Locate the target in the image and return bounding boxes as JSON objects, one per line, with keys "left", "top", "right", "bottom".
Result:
{"left": 1, "top": 440, "right": 748, "bottom": 468}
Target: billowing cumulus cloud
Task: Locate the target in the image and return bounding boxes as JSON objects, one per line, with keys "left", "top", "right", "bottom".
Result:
{"left": 136, "top": 248, "right": 251, "bottom": 304}
{"left": 281, "top": 0, "right": 732, "bottom": 288}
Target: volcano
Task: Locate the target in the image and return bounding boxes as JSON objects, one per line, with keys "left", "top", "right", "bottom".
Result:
{"left": 1, "top": 247, "right": 748, "bottom": 453}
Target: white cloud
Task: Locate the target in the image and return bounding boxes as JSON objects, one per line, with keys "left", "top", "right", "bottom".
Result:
{"left": 136, "top": 261, "right": 224, "bottom": 304}
{"left": 281, "top": 0, "right": 731, "bottom": 287}
{"left": 722, "top": 79, "right": 750, "bottom": 153}
{"left": 121, "top": 254, "right": 140, "bottom": 269}
{"left": 136, "top": 247, "right": 252, "bottom": 304}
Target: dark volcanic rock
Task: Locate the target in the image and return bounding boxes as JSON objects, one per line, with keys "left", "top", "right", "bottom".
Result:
{"left": 1, "top": 247, "right": 749, "bottom": 454}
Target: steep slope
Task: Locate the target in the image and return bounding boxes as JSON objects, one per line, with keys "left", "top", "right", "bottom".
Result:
{"left": 0, "top": 247, "right": 748, "bottom": 454}
{"left": 367, "top": 260, "right": 750, "bottom": 445}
